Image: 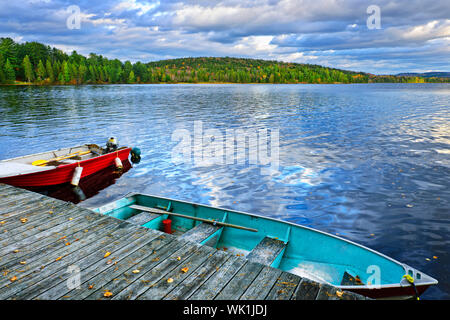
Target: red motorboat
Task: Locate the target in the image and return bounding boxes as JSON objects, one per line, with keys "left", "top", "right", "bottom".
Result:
{"left": 0, "top": 142, "right": 135, "bottom": 187}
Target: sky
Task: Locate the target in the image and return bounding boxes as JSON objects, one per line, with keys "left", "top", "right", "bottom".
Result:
{"left": 0, "top": 0, "right": 449, "bottom": 74}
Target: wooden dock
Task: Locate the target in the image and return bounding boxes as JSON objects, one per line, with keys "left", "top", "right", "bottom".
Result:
{"left": 0, "top": 183, "right": 367, "bottom": 300}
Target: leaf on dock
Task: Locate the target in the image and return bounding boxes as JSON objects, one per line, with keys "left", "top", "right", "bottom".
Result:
{"left": 103, "top": 290, "right": 113, "bottom": 297}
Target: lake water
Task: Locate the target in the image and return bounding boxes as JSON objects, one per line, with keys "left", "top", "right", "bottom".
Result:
{"left": 0, "top": 83, "right": 449, "bottom": 299}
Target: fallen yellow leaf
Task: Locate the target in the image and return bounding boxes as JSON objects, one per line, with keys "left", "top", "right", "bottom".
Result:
{"left": 0, "top": 221, "right": 5, "bottom": 225}
{"left": 132, "top": 269, "right": 140, "bottom": 274}
{"left": 65, "top": 242, "right": 70, "bottom": 246}
{"left": 176, "top": 256, "right": 181, "bottom": 261}
{"left": 433, "top": 256, "right": 438, "bottom": 259}
{"left": 19, "top": 261, "right": 26, "bottom": 265}
{"left": 10, "top": 276, "right": 17, "bottom": 282}
{"left": 167, "top": 278, "right": 174, "bottom": 283}
{"left": 104, "top": 252, "right": 111, "bottom": 258}
{"left": 336, "top": 290, "right": 344, "bottom": 298}
{"left": 103, "top": 291, "right": 113, "bottom": 297}
{"left": 55, "top": 256, "right": 62, "bottom": 261}
{"left": 181, "top": 267, "right": 189, "bottom": 273}
{"left": 88, "top": 284, "right": 94, "bottom": 290}
{"left": 20, "top": 218, "right": 28, "bottom": 223}
{"left": 13, "top": 249, "right": 19, "bottom": 253}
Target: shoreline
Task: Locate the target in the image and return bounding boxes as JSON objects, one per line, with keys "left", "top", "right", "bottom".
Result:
{"left": 1, "top": 81, "right": 448, "bottom": 86}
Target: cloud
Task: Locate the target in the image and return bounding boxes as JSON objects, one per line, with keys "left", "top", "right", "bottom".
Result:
{"left": 0, "top": 0, "right": 448, "bottom": 74}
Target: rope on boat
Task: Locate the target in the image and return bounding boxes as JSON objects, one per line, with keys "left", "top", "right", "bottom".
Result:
{"left": 403, "top": 274, "right": 420, "bottom": 300}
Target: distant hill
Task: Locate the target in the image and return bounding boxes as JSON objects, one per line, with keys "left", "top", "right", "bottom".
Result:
{"left": 396, "top": 72, "right": 450, "bottom": 78}
{"left": 1, "top": 37, "right": 449, "bottom": 85}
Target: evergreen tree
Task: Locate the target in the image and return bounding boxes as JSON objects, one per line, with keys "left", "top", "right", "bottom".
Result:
{"left": 0, "top": 53, "right": 5, "bottom": 84}
{"left": 46, "top": 59, "right": 54, "bottom": 83}
{"left": 128, "top": 70, "right": 135, "bottom": 83}
{"left": 37, "top": 59, "right": 46, "bottom": 81}
{"left": 4, "top": 58, "right": 15, "bottom": 83}
{"left": 63, "top": 61, "right": 71, "bottom": 83}
{"left": 23, "top": 55, "right": 34, "bottom": 82}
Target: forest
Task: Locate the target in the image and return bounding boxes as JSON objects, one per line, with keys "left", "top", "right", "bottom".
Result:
{"left": 1, "top": 38, "right": 448, "bottom": 85}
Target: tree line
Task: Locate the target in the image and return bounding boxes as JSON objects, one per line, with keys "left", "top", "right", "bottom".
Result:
{"left": 1, "top": 38, "right": 448, "bottom": 85}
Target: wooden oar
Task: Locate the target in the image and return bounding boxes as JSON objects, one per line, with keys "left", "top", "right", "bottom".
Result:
{"left": 130, "top": 204, "right": 258, "bottom": 232}
{"left": 32, "top": 150, "right": 91, "bottom": 166}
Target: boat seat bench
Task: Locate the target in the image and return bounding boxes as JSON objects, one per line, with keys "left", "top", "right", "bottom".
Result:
{"left": 246, "top": 236, "right": 287, "bottom": 266}
{"left": 178, "top": 222, "right": 221, "bottom": 244}
{"left": 126, "top": 211, "right": 160, "bottom": 226}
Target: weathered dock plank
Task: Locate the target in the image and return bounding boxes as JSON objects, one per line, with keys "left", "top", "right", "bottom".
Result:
{"left": 5, "top": 224, "right": 152, "bottom": 300}
{"left": 33, "top": 230, "right": 163, "bottom": 300}
{"left": 62, "top": 233, "right": 174, "bottom": 300}
{"left": 178, "top": 223, "right": 221, "bottom": 244}
{"left": 265, "top": 271, "right": 302, "bottom": 300}
{"left": 239, "top": 266, "right": 283, "bottom": 300}
{"left": 84, "top": 235, "right": 184, "bottom": 300}
{"left": 188, "top": 255, "right": 246, "bottom": 300}
{"left": 0, "top": 209, "right": 98, "bottom": 256}
{"left": 0, "top": 206, "right": 86, "bottom": 241}
{"left": 0, "top": 196, "right": 57, "bottom": 220}
{"left": 126, "top": 211, "right": 160, "bottom": 226}
{"left": 0, "top": 192, "right": 46, "bottom": 212}
{"left": 245, "top": 236, "right": 286, "bottom": 266}
{"left": 0, "top": 201, "right": 75, "bottom": 238}
{"left": 0, "top": 221, "right": 138, "bottom": 299}
{"left": 136, "top": 245, "right": 217, "bottom": 300}
{"left": 163, "top": 250, "right": 231, "bottom": 300}
{"left": 214, "top": 261, "right": 265, "bottom": 300}
{"left": 292, "top": 278, "right": 322, "bottom": 300}
{"left": 111, "top": 241, "right": 200, "bottom": 300}
{"left": 0, "top": 215, "right": 116, "bottom": 274}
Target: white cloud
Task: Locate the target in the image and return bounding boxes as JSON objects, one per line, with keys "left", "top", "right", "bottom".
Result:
{"left": 0, "top": 0, "right": 449, "bottom": 73}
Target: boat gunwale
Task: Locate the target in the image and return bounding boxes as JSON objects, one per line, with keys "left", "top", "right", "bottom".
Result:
{"left": 93, "top": 191, "right": 438, "bottom": 289}
{"left": 0, "top": 143, "right": 91, "bottom": 163}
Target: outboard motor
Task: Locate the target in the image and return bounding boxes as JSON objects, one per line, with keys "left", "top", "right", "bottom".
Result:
{"left": 105, "top": 137, "right": 118, "bottom": 153}
{"left": 131, "top": 147, "right": 141, "bottom": 164}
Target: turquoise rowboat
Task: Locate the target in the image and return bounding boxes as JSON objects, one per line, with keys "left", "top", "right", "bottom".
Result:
{"left": 92, "top": 192, "right": 438, "bottom": 299}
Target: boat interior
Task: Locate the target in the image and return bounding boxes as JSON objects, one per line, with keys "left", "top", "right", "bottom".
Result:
{"left": 94, "top": 193, "right": 431, "bottom": 289}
